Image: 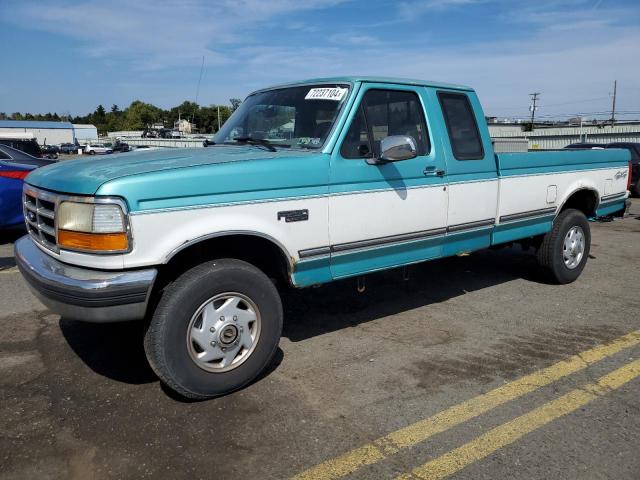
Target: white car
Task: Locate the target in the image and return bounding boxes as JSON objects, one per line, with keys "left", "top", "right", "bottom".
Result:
{"left": 84, "top": 143, "right": 113, "bottom": 155}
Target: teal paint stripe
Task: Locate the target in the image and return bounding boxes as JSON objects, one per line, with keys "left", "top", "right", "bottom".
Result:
{"left": 330, "top": 235, "right": 442, "bottom": 279}
{"left": 596, "top": 199, "right": 626, "bottom": 217}
{"left": 447, "top": 171, "right": 497, "bottom": 183}
{"left": 329, "top": 176, "right": 444, "bottom": 195}
{"left": 492, "top": 215, "right": 554, "bottom": 245}
{"left": 292, "top": 256, "right": 332, "bottom": 287}
{"left": 500, "top": 162, "right": 627, "bottom": 177}
{"left": 441, "top": 227, "right": 492, "bottom": 256}
{"left": 293, "top": 225, "right": 495, "bottom": 285}
{"left": 135, "top": 185, "right": 328, "bottom": 211}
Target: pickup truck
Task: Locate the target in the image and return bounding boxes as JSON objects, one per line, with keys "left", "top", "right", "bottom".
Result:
{"left": 15, "top": 76, "right": 631, "bottom": 399}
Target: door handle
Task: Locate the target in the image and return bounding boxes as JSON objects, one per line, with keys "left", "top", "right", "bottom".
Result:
{"left": 423, "top": 167, "right": 445, "bottom": 177}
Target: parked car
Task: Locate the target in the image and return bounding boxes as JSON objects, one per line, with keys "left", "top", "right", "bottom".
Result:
{"left": 607, "top": 142, "right": 640, "bottom": 196}
{"left": 84, "top": 143, "right": 113, "bottom": 155}
{"left": 0, "top": 137, "right": 43, "bottom": 157}
{"left": 15, "top": 76, "right": 631, "bottom": 399}
{"left": 111, "top": 141, "right": 130, "bottom": 153}
{"left": 59, "top": 143, "right": 79, "bottom": 154}
{"left": 0, "top": 145, "right": 54, "bottom": 228}
{"left": 41, "top": 145, "right": 59, "bottom": 160}
{"left": 158, "top": 128, "right": 174, "bottom": 139}
{"left": 564, "top": 142, "right": 606, "bottom": 149}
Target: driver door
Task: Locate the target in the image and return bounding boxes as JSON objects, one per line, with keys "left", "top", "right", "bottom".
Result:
{"left": 328, "top": 84, "right": 448, "bottom": 279}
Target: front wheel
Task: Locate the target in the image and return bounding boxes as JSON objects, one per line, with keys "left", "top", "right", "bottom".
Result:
{"left": 144, "top": 259, "right": 283, "bottom": 399}
{"left": 537, "top": 208, "right": 591, "bottom": 284}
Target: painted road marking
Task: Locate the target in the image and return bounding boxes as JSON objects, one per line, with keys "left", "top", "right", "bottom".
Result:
{"left": 0, "top": 267, "right": 18, "bottom": 275}
{"left": 397, "top": 358, "right": 640, "bottom": 480}
{"left": 292, "top": 330, "right": 640, "bottom": 480}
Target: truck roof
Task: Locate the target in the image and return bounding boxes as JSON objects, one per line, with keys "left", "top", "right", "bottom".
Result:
{"left": 254, "top": 76, "right": 474, "bottom": 94}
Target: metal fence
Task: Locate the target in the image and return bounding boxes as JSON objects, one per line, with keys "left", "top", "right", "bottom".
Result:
{"left": 489, "top": 123, "right": 640, "bottom": 150}
{"left": 116, "top": 124, "right": 640, "bottom": 151}
{"left": 125, "top": 137, "right": 206, "bottom": 148}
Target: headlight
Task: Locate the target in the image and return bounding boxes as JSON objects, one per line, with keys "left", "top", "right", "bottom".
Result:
{"left": 57, "top": 201, "right": 129, "bottom": 253}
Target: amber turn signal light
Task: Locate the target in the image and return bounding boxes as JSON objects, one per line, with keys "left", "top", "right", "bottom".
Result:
{"left": 58, "top": 230, "right": 129, "bottom": 252}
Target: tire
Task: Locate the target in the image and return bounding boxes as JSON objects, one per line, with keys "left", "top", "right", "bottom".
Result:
{"left": 144, "top": 259, "right": 283, "bottom": 399}
{"left": 537, "top": 208, "right": 591, "bottom": 284}
{"left": 89, "top": 150, "right": 95, "bottom": 155}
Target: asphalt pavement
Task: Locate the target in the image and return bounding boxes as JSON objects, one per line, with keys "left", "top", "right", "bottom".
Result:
{"left": 1, "top": 201, "right": 639, "bottom": 480}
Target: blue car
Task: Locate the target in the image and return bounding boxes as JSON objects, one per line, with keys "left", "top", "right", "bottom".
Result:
{"left": 0, "top": 144, "right": 54, "bottom": 229}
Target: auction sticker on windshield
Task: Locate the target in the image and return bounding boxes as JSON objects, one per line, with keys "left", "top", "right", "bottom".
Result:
{"left": 305, "top": 87, "right": 348, "bottom": 101}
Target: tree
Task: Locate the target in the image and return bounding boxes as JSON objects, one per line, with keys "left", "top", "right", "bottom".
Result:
{"left": 122, "top": 100, "right": 162, "bottom": 130}
{"left": 111, "top": 104, "right": 120, "bottom": 114}
{"left": 95, "top": 105, "right": 106, "bottom": 118}
{"left": 230, "top": 98, "right": 242, "bottom": 112}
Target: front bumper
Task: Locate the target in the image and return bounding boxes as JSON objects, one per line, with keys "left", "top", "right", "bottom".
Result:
{"left": 15, "top": 236, "right": 157, "bottom": 322}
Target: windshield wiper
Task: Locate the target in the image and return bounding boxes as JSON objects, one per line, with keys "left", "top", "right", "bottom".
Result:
{"left": 233, "top": 136, "right": 277, "bottom": 152}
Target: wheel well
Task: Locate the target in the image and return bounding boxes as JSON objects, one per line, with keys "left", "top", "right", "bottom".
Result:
{"left": 156, "top": 234, "right": 292, "bottom": 291}
{"left": 560, "top": 189, "right": 598, "bottom": 217}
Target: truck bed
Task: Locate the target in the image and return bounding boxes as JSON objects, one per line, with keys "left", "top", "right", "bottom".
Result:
{"left": 496, "top": 148, "right": 630, "bottom": 176}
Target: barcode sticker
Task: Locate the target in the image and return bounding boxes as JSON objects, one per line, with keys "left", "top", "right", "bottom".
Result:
{"left": 305, "top": 87, "right": 348, "bottom": 101}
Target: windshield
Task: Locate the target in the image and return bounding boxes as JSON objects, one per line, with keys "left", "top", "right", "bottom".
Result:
{"left": 213, "top": 84, "right": 350, "bottom": 149}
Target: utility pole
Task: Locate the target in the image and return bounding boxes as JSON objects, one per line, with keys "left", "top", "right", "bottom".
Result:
{"left": 217, "top": 105, "right": 221, "bottom": 132}
{"left": 529, "top": 92, "right": 540, "bottom": 129}
{"left": 610, "top": 80, "right": 617, "bottom": 127}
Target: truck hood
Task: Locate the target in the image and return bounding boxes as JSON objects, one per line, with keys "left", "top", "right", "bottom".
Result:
{"left": 26, "top": 145, "right": 330, "bottom": 213}
{"left": 25, "top": 145, "right": 311, "bottom": 195}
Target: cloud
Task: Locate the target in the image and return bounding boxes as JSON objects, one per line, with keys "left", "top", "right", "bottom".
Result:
{"left": 397, "top": 0, "right": 488, "bottom": 20}
{"left": 329, "top": 33, "right": 382, "bottom": 46}
{"left": 2, "top": 0, "right": 638, "bottom": 119}
{"left": 2, "top": 0, "right": 349, "bottom": 69}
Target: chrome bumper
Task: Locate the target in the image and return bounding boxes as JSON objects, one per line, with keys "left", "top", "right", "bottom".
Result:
{"left": 15, "top": 236, "right": 157, "bottom": 322}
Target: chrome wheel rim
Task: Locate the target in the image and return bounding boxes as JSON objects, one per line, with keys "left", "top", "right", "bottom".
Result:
{"left": 562, "top": 226, "right": 585, "bottom": 269}
{"left": 186, "top": 293, "right": 261, "bottom": 373}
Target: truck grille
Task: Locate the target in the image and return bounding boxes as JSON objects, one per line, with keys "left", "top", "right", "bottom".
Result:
{"left": 23, "top": 187, "right": 59, "bottom": 252}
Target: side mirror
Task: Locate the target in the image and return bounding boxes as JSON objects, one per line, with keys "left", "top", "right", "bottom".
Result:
{"left": 379, "top": 135, "right": 417, "bottom": 162}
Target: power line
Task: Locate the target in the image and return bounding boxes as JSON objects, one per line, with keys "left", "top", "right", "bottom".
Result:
{"left": 538, "top": 96, "right": 611, "bottom": 108}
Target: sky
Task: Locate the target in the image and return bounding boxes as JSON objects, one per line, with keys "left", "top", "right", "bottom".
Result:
{"left": 1, "top": 0, "right": 639, "bottom": 120}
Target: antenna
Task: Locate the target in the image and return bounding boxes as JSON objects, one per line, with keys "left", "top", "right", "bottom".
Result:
{"left": 192, "top": 55, "right": 205, "bottom": 126}
{"left": 610, "top": 80, "right": 617, "bottom": 127}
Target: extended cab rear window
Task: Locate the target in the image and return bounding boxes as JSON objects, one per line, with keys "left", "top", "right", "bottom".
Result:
{"left": 438, "top": 91, "right": 484, "bottom": 160}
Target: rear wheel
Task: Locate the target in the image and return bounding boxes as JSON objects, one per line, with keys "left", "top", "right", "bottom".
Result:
{"left": 144, "top": 259, "right": 283, "bottom": 399}
{"left": 537, "top": 208, "right": 591, "bottom": 284}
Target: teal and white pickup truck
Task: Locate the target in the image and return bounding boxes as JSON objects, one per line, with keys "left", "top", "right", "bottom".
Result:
{"left": 16, "top": 77, "right": 631, "bottom": 398}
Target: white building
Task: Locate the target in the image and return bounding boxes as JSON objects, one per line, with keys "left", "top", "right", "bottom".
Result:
{"left": 174, "top": 118, "right": 195, "bottom": 134}
{"left": 0, "top": 120, "right": 97, "bottom": 145}
{"left": 72, "top": 124, "right": 98, "bottom": 142}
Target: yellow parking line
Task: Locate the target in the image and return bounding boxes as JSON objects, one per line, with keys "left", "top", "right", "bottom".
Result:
{"left": 291, "top": 330, "right": 640, "bottom": 480}
{"left": 0, "top": 267, "right": 18, "bottom": 275}
{"left": 398, "top": 358, "right": 640, "bottom": 480}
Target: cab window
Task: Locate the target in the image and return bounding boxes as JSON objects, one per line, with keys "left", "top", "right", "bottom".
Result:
{"left": 437, "top": 91, "right": 484, "bottom": 160}
{"left": 341, "top": 89, "right": 429, "bottom": 159}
